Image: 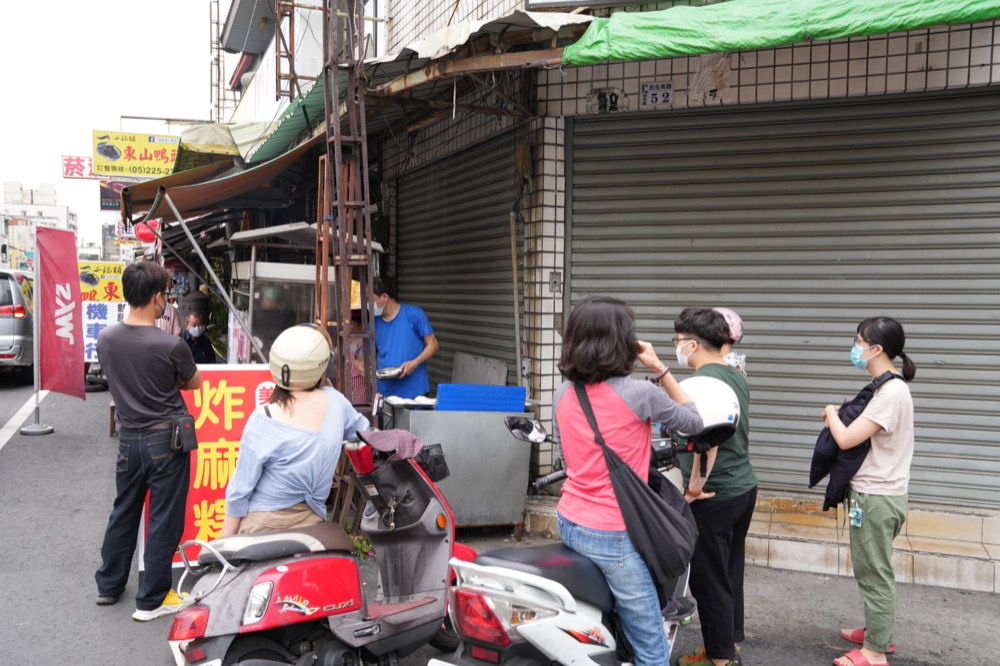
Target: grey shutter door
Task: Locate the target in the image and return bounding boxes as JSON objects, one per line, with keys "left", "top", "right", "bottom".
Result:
{"left": 569, "top": 90, "right": 1000, "bottom": 509}
{"left": 395, "top": 130, "right": 520, "bottom": 388}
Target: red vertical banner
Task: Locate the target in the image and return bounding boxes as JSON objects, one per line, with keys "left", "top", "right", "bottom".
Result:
{"left": 174, "top": 365, "right": 274, "bottom": 565}
{"left": 36, "top": 227, "right": 85, "bottom": 399}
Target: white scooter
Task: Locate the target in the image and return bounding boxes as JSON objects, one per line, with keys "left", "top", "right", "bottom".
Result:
{"left": 430, "top": 376, "right": 740, "bottom": 666}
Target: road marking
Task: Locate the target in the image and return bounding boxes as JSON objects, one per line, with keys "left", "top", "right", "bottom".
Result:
{"left": 0, "top": 391, "right": 50, "bottom": 452}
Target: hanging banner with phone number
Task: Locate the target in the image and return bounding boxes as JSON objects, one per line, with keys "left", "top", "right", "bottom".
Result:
{"left": 91, "top": 129, "right": 179, "bottom": 178}
{"left": 79, "top": 261, "right": 125, "bottom": 363}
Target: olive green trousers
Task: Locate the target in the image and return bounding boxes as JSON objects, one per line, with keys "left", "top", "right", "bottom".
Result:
{"left": 847, "top": 488, "right": 908, "bottom": 654}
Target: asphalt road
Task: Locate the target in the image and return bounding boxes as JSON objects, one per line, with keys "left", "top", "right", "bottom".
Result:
{"left": 0, "top": 379, "right": 995, "bottom": 665}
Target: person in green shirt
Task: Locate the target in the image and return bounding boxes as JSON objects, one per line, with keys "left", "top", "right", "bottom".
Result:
{"left": 673, "top": 308, "right": 758, "bottom": 666}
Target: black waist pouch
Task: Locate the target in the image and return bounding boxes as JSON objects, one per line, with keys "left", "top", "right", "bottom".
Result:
{"left": 171, "top": 414, "right": 199, "bottom": 453}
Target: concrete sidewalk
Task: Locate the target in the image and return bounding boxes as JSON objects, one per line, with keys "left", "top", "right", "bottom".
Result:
{"left": 454, "top": 525, "right": 997, "bottom": 664}
{"left": 523, "top": 492, "right": 1000, "bottom": 594}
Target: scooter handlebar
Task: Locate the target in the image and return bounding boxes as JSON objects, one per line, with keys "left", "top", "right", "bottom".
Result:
{"left": 533, "top": 469, "right": 566, "bottom": 490}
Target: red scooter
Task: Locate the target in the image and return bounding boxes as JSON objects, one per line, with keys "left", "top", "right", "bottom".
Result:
{"left": 168, "top": 430, "right": 475, "bottom": 666}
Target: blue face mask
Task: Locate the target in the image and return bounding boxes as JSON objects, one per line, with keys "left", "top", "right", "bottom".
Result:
{"left": 851, "top": 343, "right": 871, "bottom": 369}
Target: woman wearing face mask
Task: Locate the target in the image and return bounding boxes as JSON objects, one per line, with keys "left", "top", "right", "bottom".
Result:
{"left": 182, "top": 312, "right": 217, "bottom": 364}
{"left": 672, "top": 308, "right": 756, "bottom": 666}
{"left": 824, "top": 317, "right": 916, "bottom": 666}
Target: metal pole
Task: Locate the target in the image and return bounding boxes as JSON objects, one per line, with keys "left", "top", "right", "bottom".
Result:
{"left": 510, "top": 212, "right": 523, "bottom": 388}
{"left": 21, "top": 231, "right": 54, "bottom": 436}
{"left": 163, "top": 193, "right": 267, "bottom": 362}
{"left": 249, "top": 245, "right": 257, "bottom": 353}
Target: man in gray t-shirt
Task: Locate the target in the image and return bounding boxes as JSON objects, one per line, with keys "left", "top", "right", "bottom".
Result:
{"left": 94, "top": 261, "right": 201, "bottom": 622}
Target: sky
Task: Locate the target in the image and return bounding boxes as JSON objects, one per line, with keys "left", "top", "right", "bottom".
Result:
{"left": 1, "top": 0, "right": 218, "bottom": 246}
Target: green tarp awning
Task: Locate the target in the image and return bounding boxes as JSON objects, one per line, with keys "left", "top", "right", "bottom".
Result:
{"left": 563, "top": 0, "right": 1000, "bottom": 66}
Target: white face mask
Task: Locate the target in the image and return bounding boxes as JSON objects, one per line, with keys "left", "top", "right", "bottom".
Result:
{"left": 373, "top": 296, "right": 385, "bottom": 317}
{"left": 187, "top": 326, "right": 205, "bottom": 338}
{"left": 675, "top": 340, "right": 694, "bottom": 368}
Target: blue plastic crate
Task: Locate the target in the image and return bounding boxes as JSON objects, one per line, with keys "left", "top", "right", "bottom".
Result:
{"left": 435, "top": 384, "right": 527, "bottom": 412}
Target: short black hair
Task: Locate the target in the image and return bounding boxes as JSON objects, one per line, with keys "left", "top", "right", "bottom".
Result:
{"left": 122, "top": 261, "right": 169, "bottom": 308}
{"left": 372, "top": 275, "right": 397, "bottom": 300}
{"left": 673, "top": 308, "right": 730, "bottom": 351}
{"left": 558, "top": 296, "right": 641, "bottom": 384}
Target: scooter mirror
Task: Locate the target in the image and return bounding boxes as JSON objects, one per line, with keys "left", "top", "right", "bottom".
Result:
{"left": 504, "top": 416, "right": 547, "bottom": 443}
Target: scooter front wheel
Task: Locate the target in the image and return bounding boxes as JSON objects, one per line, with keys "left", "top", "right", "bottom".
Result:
{"left": 429, "top": 616, "right": 461, "bottom": 652}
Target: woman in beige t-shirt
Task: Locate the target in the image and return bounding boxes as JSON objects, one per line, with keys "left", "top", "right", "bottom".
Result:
{"left": 822, "top": 317, "right": 916, "bottom": 666}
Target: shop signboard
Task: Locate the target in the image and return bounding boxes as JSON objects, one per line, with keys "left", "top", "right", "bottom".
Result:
{"left": 91, "top": 130, "right": 179, "bottom": 179}
{"left": 62, "top": 155, "right": 100, "bottom": 180}
{"left": 139, "top": 365, "right": 274, "bottom": 567}
{"left": 79, "top": 261, "right": 125, "bottom": 363}
{"left": 99, "top": 180, "right": 132, "bottom": 211}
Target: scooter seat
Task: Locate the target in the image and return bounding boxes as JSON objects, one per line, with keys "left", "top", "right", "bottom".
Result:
{"left": 200, "top": 522, "right": 355, "bottom": 565}
{"left": 473, "top": 543, "right": 614, "bottom": 612}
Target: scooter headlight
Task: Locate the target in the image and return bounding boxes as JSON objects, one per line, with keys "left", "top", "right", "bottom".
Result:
{"left": 242, "top": 581, "right": 273, "bottom": 626}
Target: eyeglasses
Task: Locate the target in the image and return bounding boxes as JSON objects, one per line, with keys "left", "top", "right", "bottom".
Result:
{"left": 671, "top": 336, "right": 697, "bottom": 346}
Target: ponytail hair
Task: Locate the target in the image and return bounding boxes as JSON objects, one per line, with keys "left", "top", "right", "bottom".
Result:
{"left": 858, "top": 317, "right": 916, "bottom": 382}
{"left": 898, "top": 350, "right": 917, "bottom": 382}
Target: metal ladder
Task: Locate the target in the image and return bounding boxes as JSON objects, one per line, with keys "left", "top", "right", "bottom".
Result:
{"left": 319, "top": 0, "right": 376, "bottom": 406}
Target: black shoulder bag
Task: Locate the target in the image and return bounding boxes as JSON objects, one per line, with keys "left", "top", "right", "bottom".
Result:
{"left": 573, "top": 383, "right": 699, "bottom": 591}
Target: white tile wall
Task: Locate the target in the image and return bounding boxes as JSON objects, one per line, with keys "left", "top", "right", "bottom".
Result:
{"left": 377, "top": 8, "right": 1000, "bottom": 476}
{"left": 539, "top": 23, "right": 1000, "bottom": 114}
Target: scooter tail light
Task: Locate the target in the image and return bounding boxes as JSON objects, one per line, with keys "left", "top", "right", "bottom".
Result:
{"left": 168, "top": 604, "right": 210, "bottom": 641}
{"left": 242, "top": 581, "right": 274, "bottom": 626}
{"left": 453, "top": 589, "right": 511, "bottom": 647}
{"left": 453, "top": 587, "right": 557, "bottom": 646}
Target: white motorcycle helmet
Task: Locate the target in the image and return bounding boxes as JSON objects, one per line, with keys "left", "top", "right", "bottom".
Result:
{"left": 672, "top": 376, "right": 741, "bottom": 450}
{"left": 268, "top": 325, "right": 331, "bottom": 390}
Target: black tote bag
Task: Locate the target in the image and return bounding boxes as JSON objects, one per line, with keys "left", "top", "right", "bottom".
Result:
{"left": 573, "top": 383, "right": 699, "bottom": 585}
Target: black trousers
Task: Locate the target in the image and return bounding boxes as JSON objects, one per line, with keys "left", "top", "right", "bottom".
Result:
{"left": 95, "top": 426, "right": 190, "bottom": 610}
{"left": 688, "top": 485, "right": 758, "bottom": 661}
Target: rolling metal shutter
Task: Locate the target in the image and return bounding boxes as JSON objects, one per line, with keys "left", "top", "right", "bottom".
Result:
{"left": 395, "top": 130, "right": 522, "bottom": 388}
{"left": 568, "top": 90, "right": 1000, "bottom": 509}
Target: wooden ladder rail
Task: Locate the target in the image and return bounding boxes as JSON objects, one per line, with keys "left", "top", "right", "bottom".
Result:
{"left": 322, "top": 0, "right": 377, "bottom": 528}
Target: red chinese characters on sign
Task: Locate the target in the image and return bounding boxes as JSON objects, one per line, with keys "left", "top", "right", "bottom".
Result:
{"left": 123, "top": 146, "right": 176, "bottom": 164}
{"left": 62, "top": 155, "right": 98, "bottom": 180}
{"left": 174, "top": 365, "right": 274, "bottom": 565}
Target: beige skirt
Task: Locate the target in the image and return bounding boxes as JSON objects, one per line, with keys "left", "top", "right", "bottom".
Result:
{"left": 237, "top": 502, "right": 324, "bottom": 534}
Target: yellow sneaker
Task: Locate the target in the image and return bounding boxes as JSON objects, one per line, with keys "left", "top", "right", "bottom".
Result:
{"left": 131, "top": 589, "right": 187, "bottom": 622}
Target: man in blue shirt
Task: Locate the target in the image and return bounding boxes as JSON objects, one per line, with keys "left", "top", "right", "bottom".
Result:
{"left": 373, "top": 276, "right": 439, "bottom": 398}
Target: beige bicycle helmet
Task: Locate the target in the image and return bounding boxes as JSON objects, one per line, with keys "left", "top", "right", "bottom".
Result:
{"left": 269, "top": 325, "right": 331, "bottom": 390}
